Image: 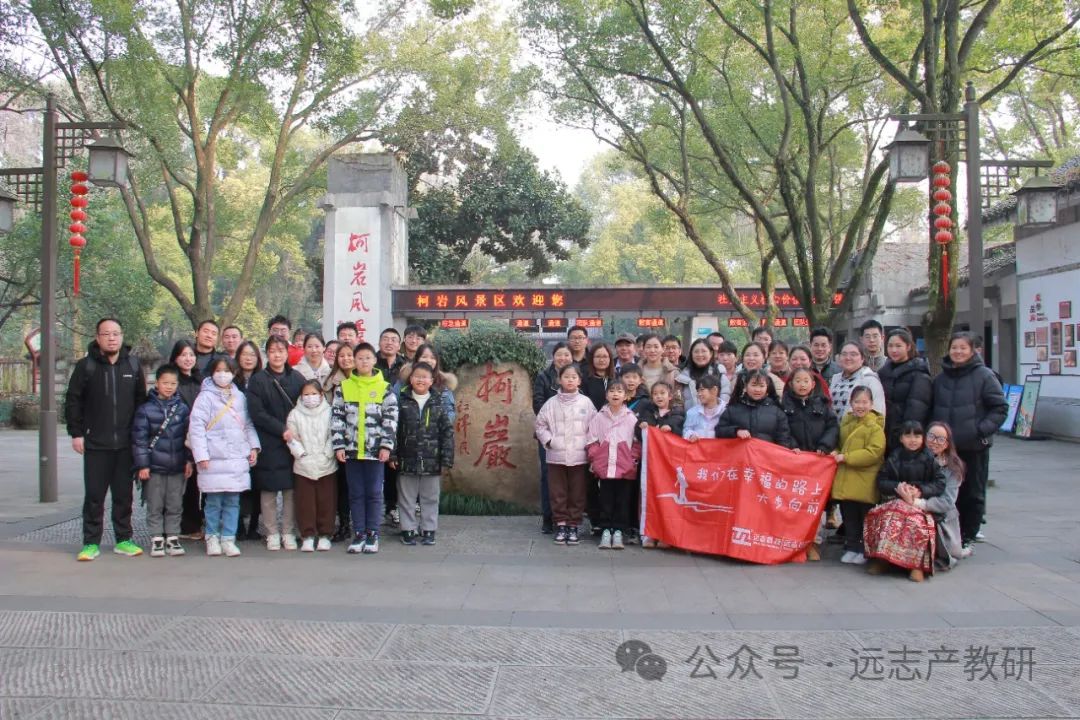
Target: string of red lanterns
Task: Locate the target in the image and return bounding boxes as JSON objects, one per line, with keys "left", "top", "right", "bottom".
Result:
{"left": 69, "top": 171, "right": 89, "bottom": 296}
{"left": 931, "top": 160, "right": 953, "bottom": 301}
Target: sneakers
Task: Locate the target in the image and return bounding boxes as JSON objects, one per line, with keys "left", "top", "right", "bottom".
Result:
{"left": 150, "top": 537, "right": 166, "bottom": 558}
{"left": 266, "top": 533, "right": 281, "bottom": 551}
{"left": 421, "top": 531, "right": 435, "bottom": 546}
{"left": 975, "top": 530, "right": 986, "bottom": 543}
{"left": 113, "top": 540, "right": 143, "bottom": 557}
{"left": 401, "top": 530, "right": 418, "bottom": 546}
{"left": 316, "top": 536, "right": 332, "bottom": 552}
{"left": 387, "top": 508, "right": 400, "bottom": 526}
{"left": 611, "top": 530, "right": 624, "bottom": 550}
{"left": 347, "top": 532, "right": 367, "bottom": 554}
{"left": 362, "top": 532, "right": 379, "bottom": 554}
{"left": 566, "top": 526, "right": 580, "bottom": 545}
{"left": 866, "top": 558, "right": 888, "bottom": 575}
{"left": 960, "top": 542, "right": 975, "bottom": 558}
{"left": 76, "top": 544, "right": 100, "bottom": 562}
{"left": 599, "top": 529, "right": 612, "bottom": 549}
{"left": 553, "top": 525, "right": 568, "bottom": 545}
{"left": 850, "top": 552, "right": 867, "bottom": 565}
{"left": 300, "top": 537, "right": 316, "bottom": 553}
{"left": 641, "top": 536, "right": 657, "bottom": 549}
{"left": 206, "top": 535, "right": 222, "bottom": 556}
{"left": 840, "top": 550, "right": 856, "bottom": 564}
{"left": 282, "top": 534, "right": 298, "bottom": 551}
{"left": 221, "top": 537, "right": 241, "bottom": 557}
{"left": 908, "top": 568, "right": 925, "bottom": 583}
{"left": 165, "top": 537, "right": 185, "bottom": 557}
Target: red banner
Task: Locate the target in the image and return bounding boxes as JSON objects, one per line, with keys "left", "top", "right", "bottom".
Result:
{"left": 641, "top": 428, "right": 837, "bottom": 564}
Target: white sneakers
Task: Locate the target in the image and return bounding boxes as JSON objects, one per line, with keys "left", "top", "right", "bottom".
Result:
{"left": 840, "top": 551, "right": 867, "bottom": 564}
{"left": 316, "top": 536, "right": 332, "bottom": 552}
{"left": 150, "top": 537, "right": 166, "bottom": 558}
{"left": 301, "top": 537, "right": 315, "bottom": 553}
{"left": 282, "top": 534, "right": 298, "bottom": 551}
{"left": 205, "top": 535, "right": 222, "bottom": 557}
{"left": 611, "top": 530, "right": 625, "bottom": 550}
{"left": 599, "top": 529, "right": 612, "bottom": 549}
{"left": 221, "top": 537, "right": 241, "bottom": 557}
{"left": 265, "top": 533, "right": 281, "bottom": 551}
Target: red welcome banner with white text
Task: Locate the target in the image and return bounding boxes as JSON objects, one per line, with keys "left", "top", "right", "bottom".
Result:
{"left": 641, "top": 427, "right": 837, "bottom": 564}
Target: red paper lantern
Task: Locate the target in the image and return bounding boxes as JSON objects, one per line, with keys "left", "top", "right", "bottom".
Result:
{"left": 932, "top": 160, "right": 951, "bottom": 175}
{"left": 69, "top": 222, "right": 87, "bottom": 234}
{"left": 70, "top": 170, "right": 89, "bottom": 182}
{"left": 70, "top": 210, "right": 87, "bottom": 222}
{"left": 933, "top": 188, "right": 952, "bottom": 202}
{"left": 70, "top": 183, "right": 89, "bottom": 195}
{"left": 932, "top": 175, "right": 951, "bottom": 188}
{"left": 69, "top": 235, "right": 86, "bottom": 248}
{"left": 933, "top": 202, "right": 952, "bottom": 216}
{"left": 934, "top": 229, "right": 953, "bottom": 244}
{"left": 934, "top": 216, "right": 953, "bottom": 230}
{"left": 70, "top": 196, "right": 88, "bottom": 208}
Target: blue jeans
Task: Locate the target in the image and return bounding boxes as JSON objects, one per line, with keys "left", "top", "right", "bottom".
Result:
{"left": 537, "top": 443, "right": 552, "bottom": 522}
{"left": 204, "top": 492, "right": 240, "bottom": 539}
{"left": 346, "top": 459, "right": 384, "bottom": 535}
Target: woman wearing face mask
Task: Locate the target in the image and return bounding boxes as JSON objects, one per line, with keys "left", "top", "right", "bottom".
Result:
{"left": 187, "top": 357, "right": 260, "bottom": 557}
{"left": 675, "top": 339, "right": 730, "bottom": 412}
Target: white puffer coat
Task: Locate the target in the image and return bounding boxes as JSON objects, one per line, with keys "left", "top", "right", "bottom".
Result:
{"left": 286, "top": 395, "right": 338, "bottom": 480}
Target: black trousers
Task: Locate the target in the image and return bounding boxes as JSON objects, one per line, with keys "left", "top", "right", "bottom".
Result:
{"left": 383, "top": 465, "right": 398, "bottom": 516}
{"left": 336, "top": 464, "right": 351, "bottom": 528}
{"left": 839, "top": 500, "right": 871, "bottom": 553}
{"left": 585, "top": 470, "right": 605, "bottom": 528}
{"left": 180, "top": 469, "right": 203, "bottom": 534}
{"left": 957, "top": 448, "right": 990, "bottom": 544}
{"left": 599, "top": 479, "right": 635, "bottom": 532}
{"left": 82, "top": 448, "right": 134, "bottom": 545}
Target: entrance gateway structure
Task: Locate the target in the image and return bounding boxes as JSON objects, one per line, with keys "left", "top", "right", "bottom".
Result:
{"left": 322, "top": 154, "right": 842, "bottom": 340}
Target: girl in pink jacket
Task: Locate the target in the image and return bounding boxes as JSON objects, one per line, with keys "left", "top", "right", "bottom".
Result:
{"left": 586, "top": 380, "right": 640, "bottom": 550}
{"left": 535, "top": 365, "right": 597, "bottom": 546}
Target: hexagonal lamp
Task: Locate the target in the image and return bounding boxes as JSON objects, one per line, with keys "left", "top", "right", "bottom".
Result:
{"left": 886, "top": 128, "right": 930, "bottom": 183}
{"left": 87, "top": 136, "right": 133, "bottom": 188}
{"left": 1013, "top": 175, "right": 1059, "bottom": 228}
{"left": 0, "top": 186, "right": 17, "bottom": 234}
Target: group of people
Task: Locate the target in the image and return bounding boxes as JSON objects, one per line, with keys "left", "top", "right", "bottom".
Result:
{"left": 65, "top": 317, "right": 454, "bottom": 561}
{"left": 532, "top": 321, "right": 1007, "bottom": 580}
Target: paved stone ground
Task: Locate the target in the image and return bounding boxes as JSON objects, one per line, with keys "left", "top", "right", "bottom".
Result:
{"left": 0, "top": 430, "right": 1078, "bottom": 718}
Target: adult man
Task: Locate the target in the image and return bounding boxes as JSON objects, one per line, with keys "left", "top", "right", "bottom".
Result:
{"left": 267, "top": 315, "right": 303, "bottom": 366}
{"left": 566, "top": 325, "right": 590, "bottom": 366}
{"left": 194, "top": 320, "right": 222, "bottom": 374}
{"left": 221, "top": 325, "right": 244, "bottom": 357}
{"left": 662, "top": 335, "right": 684, "bottom": 367}
{"left": 402, "top": 324, "right": 428, "bottom": 363}
{"left": 336, "top": 321, "right": 359, "bottom": 348}
{"left": 809, "top": 327, "right": 841, "bottom": 381}
{"left": 613, "top": 333, "right": 638, "bottom": 374}
{"left": 707, "top": 332, "right": 725, "bottom": 355}
{"left": 376, "top": 327, "right": 406, "bottom": 385}
{"left": 860, "top": 319, "right": 886, "bottom": 372}
{"left": 65, "top": 318, "right": 148, "bottom": 561}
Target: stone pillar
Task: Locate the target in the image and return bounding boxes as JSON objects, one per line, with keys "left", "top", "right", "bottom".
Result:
{"left": 320, "top": 154, "right": 410, "bottom": 342}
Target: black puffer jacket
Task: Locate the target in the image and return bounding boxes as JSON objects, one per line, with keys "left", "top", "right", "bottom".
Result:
{"left": 782, "top": 393, "right": 839, "bottom": 453}
{"left": 878, "top": 357, "right": 933, "bottom": 450}
{"left": 715, "top": 396, "right": 794, "bottom": 448}
{"left": 176, "top": 371, "right": 201, "bottom": 410}
{"left": 131, "top": 388, "right": 190, "bottom": 474}
{"left": 582, "top": 374, "right": 612, "bottom": 411}
{"left": 64, "top": 342, "right": 147, "bottom": 451}
{"left": 634, "top": 401, "right": 686, "bottom": 440}
{"left": 245, "top": 366, "right": 305, "bottom": 491}
{"left": 877, "top": 446, "right": 946, "bottom": 500}
{"left": 532, "top": 363, "right": 561, "bottom": 414}
{"left": 930, "top": 355, "right": 1008, "bottom": 451}
{"left": 394, "top": 388, "right": 454, "bottom": 475}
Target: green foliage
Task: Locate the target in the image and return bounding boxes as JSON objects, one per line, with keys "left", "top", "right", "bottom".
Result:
{"left": 439, "top": 491, "right": 534, "bottom": 516}
{"left": 409, "top": 140, "right": 590, "bottom": 283}
{"left": 434, "top": 320, "right": 547, "bottom": 377}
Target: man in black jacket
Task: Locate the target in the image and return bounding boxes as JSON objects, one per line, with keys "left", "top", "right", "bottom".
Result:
{"left": 65, "top": 318, "right": 148, "bottom": 561}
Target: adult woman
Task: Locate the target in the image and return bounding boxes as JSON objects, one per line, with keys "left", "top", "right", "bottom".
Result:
{"left": 322, "top": 341, "right": 355, "bottom": 541}
{"left": 583, "top": 342, "right": 616, "bottom": 411}
{"left": 323, "top": 342, "right": 354, "bottom": 402}
{"left": 245, "top": 336, "right": 306, "bottom": 550}
{"left": 767, "top": 340, "right": 791, "bottom": 380}
{"left": 924, "top": 422, "right": 965, "bottom": 569}
{"left": 399, "top": 343, "right": 457, "bottom": 421}
{"left": 234, "top": 340, "right": 263, "bottom": 393}
{"left": 323, "top": 340, "right": 340, "bottom": 371}
{"left": 675, "top": 339, "right": 730, "bottom": 411}
{"left": 638, "top": 335, "right": 679, "bottom": 397}
{"left": 788, "top": 346, "right": 831, "bottom": 400}
{"left": 930, "top": 331, "right": 1007, "bottom": 555}
{"left": 829, "top": 341, "right": 885, "bottom": 419}
{"left": 877, "top": 329, "right": 932, "bottom": 452}
{"left": 169, "top": 339, "right": 203, "bottom": 539}
{"left": 739, "top": 342, "right": 784, "bottom": 397}
{"left": 532, "top": 343, "right": 575, "bottom": 534}
{"left": 233, "top": 339, "right": 264, "bottom": 539}
{"left": 295, "top": 333, "right": 331, "bottom": 384}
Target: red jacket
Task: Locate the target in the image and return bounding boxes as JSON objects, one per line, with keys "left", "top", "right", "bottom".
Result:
{"left": 586, "top": 405, "right": 640, "bottom": 480}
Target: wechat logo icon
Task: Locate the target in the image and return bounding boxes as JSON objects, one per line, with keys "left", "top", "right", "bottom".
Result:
{"left": 616, "top": 639, "right": 668, "bottom": 681}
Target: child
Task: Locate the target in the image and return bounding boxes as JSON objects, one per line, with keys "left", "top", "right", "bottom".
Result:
{"left": 331, "top": 342, "right": 398, "bottom": 554}
{"left": 618, "top": 363, "right": 650, "bottom": 412}
{"left": 682, "top": 375, "right": 727, "bottom": 441}
{"left": 187, "top": 358, "right": 260, "bottom": 557}
{"left": 392, "top": 362, "right": 454, "bottom": 546}
{"left": 132, "top": 364, "right": 193, "bottom": 558}
{"left": 636, "top": 381, "right": 686, "bottom": 438}
{"left": 830, "top": 385, "right": 886, "bottom": 565}
{"left": 715, "top": 369, "right": 793, "bottom": 447}
{"left": 535, "top": 364, "right": 598, "bottom": 545}
{"left": 924, "top": 421, "right": 965, "bottom": 570}
{"left": 586, "top": 381, "right": 640, "bottom": 550}
{"left": 286, "top": 380, "right": 338, "bottom": 552}
{"left": 864, "top": 421, "right": 946, "bottom": 581}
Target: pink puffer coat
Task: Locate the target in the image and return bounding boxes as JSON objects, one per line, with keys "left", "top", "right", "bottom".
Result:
{"left": 586, "top": 405, "right": 640, "bottom": 480}
{"left": 535, "top": 392, "right": 597, "bottom": 466}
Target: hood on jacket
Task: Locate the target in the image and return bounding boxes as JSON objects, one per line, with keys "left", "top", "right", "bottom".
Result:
{"left": 940, "top": 353, "right": 985, "bottom": 376}
{"left": 399, "top": 364, "right": 459, "bottom": 392}
{"left": 293, "top": 391, "right": 327, "bottom": 413}
{"left": 147, "top": 386, "right": 183, "bottom": 405}
{"left": 884, "top": 356, "right": 930, "bottom": 378}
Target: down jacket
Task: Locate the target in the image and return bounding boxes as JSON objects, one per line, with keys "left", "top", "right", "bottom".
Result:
{"left": 285, "top": 396, "right": 338, "bottom": 480}
{"left": 877, "top": 446, "right": 946, "bottom": 500}
{"left": 877, "top": 357, "right": 933, "bottom": 450}
{"left": 831, "top": 411, "right": 886, "bottom": 504}
{"left": 532, "top": 363, "right": 562, "bottom": 414}
{"left": 397, "top": 364, "right": 459, "bottom": 422}
{"left": 830, "top": 365, "right": 886, "bottom": 419}
{"left": 535, "top": 392, "right": 598, "bottom": 466}
{"left": 781, "top": 392, "right": 839, "bottom": 453}
{"left": 715, "top": 396, "right": 794, "bottom": 448}
{"left": 187, "top": 378, "right": 260, "bottom": 493}
{"left": 930, "top": 355, "right": 1008, "bottom": 452}
{"left": 585, "top": 405, "right": 640, "bottom": 480}
{"left": 131, "top": 388, "right": 191, "bottom": 474}
{"left": 394, "top": 387, "right": 454, "bottom": 475}
{"left": 635, "top": 401, "right": 686, "bottom": 439}
{"left": 331, "top": 371, "right": 399, "bottom": 460}
{"left": 245, "top": 366, "right": 306, "bottom": 492}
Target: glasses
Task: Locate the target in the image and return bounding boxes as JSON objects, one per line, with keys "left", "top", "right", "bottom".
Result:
{"left": 839, "top": 351, "right": 862, "bottom": 358}
{"left": 926, "top": 434, "right": 948, "bottom": 443}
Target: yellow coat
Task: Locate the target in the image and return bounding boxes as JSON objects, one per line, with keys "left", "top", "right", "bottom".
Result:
{"left": 831, "top": 411, "right": 886, "bottom": 504}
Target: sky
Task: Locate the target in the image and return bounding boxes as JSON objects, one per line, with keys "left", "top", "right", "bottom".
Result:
{"left": 519, "top": 114, "right": 606, "bottom": 189}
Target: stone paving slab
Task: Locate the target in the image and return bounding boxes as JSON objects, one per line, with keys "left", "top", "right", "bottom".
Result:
{"left": 0, "top": 698, "right": 52, "bottom": 720}
{"left": 377, "top": 624, "right": 620, "bottom": 666}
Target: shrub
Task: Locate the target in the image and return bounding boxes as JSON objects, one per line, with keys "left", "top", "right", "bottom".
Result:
{"left": 439, "top": 491, "right": 534, "bottom": 516}
{"left": 434, "top": 320, "right": 547, "bottom": 376}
